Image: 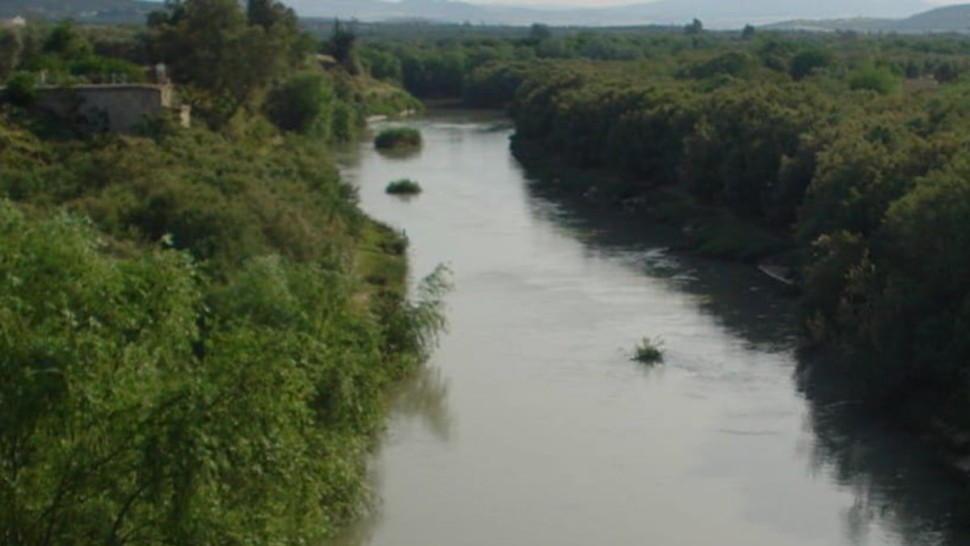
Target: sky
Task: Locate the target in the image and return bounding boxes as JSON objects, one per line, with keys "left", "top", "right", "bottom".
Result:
{"left": 435, "top": 0, "right": 964, "bottom": 4}
{"left": 453, "top": 0, "right": 653, "bottom": 4}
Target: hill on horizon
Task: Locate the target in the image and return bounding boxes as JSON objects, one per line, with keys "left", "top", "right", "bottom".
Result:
{"left": 287, "top": 0, "right": 927, "bottom": 28}
{"left": 766, "top": 3, "right": 970, "bottom": 33}
{"left": 0, "top": 0, "right": 155, "bottom": 23}
{"left": 1, "top": 0, "right": 966, "bottom": 32}
{"left": 895, "top": 3, "right": 970, "bottom": 32}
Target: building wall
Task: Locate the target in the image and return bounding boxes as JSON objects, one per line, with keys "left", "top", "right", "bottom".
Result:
{"left": 33, "top": 84, "right": 189, "bottom": 133}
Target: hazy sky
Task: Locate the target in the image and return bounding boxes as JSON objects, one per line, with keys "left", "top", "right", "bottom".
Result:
{"left": 451, "top": 0, "right": 961, "bottom": 4}
{"left": 459, "top": 0, "right": 653, "bottom": 4}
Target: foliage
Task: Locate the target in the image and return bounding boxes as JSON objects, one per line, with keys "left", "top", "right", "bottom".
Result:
{"left": 358, "top": 45, "right": 402, "bottom": 81}
{"left": 3, "top": 71, "right": 36, "bottom": 105}
{"left": 4, "top": 21, "right": 144, "bottom": 85}
{"left": 463, "top": 60, "right": 536, "bottom": 108}
{"left": 68, "top": 53, "right": 145, "bottom": 82}
{"left": 790, "top": 48, "right": 832, "bottom": 80}
{"left": 632, "top": 337, "right": 665, "bottom": 364}
{"left": 684, "top": 18, "right": 704, "bottom": 35}
{"left": 374, "top": 126, "right": 422, "bottom": 149}
{"left": 385, "top": 178, "right": 423, "bottom": 195}
{"left": 0, "top": 192, "right": 446, "bottom": 545}
{"left": 0, "top": 202, "right": 202, "bottom": 546}
{"left": 42, "top": 20, "right": 92, "bottom": 60}
{"left": 264, "top": 70, "right": 336, "bottom": 134}
{"left": 0, "top": 28, "right": 22, "bottom": 80}
{"left": 331, "top": 69, "right": 422, "bottom": 118}
{"left": 0, "top": 6, "right": 442, "bottom": 543}
{"left": 847, "top": 64, "right": 900, "bottom": 94}
{"left": 147, "top": 0, "right": 304, "bottom": 125}
{"left": 326, "top": 19, "right": 361, "bottom": 75}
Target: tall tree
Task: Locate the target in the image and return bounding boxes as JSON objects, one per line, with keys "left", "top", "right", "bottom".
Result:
{"left": 326, "top": 19, "right": 360, "bottom": 75}
{"left": 0, "top": 29, "right": 22, "bottom": 79}
{"left": 149, "top": 0, "right": 298, "bottom": 125}
{"left": 247, "top": 0, "right": 293, "bottom": 29}
{"left": 42, "top": 20, "right": 90, "bottom": 60}
{"left": 684, "top": 18, "right": 704, "bottom": 35}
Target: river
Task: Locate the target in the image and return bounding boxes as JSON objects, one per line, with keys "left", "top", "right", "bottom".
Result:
{"left": 333, "top": 110, "right": 966, "bottom": 546}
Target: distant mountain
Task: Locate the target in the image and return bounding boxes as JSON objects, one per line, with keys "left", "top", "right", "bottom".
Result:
{"left": 598, "top": 0, "right": 924, "bottom": 27}
{"left": 290, "top": 0, "right": 928, "bottom": 28}
{"left": 762, "top": 18, "right": 897, "bottom": 32}
{"left": 0, "top": 0, "right": 156, "bottom": 23}
{"left": 894, "top": 4, "right": 970, "bottom": 32}
{"left": 3, "top": 0, "right": 966, "bottom": 33}
{"left": 767, "top": 3, "right": 970, "bottom": 33}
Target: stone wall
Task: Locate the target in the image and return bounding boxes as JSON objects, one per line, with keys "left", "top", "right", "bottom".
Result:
{"left": 33, "top": 84, "right": 190, "bottom": 133}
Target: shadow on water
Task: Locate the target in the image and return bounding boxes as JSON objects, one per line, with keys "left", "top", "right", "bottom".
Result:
{"left": 329, "top": 364, "right": 452, "bottom": 546}
{"left": 520, "top": 161, "right": 970, "bottom": 546}
{"left": 388, "top": 364, "right": 453, "bottom": 442}
{"left": 797, "top": 362, "right": 970, "bottom": 546}
{"left": 521, "top": 177, "right": 799, "bottom": 353}
{"left": 374, "top": 147, "right": 422, "bottom": 161}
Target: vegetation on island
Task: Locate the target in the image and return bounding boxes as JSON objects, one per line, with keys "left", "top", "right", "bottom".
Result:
{"left": 0, "top": 2, "right": 444, "bottom": 545}
{"left": 374, "top": 126, "right": 422, "bottom": 150}
{"left": 386, "top": 178, "right": 423, "bottom": 195}
{"left": 632, "top": 337, "right": 665, "bottom": 365}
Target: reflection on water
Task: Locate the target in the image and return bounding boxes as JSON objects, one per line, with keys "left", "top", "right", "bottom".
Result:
{"left": 331, "top": 364, "right": 453, "bottom": 546}
{"left": 332, "top": 110, "right": 968, "bottom": 546}
{"left": 799, "top": 366, "right": 969, "bottom": 546}
{"left": 523, "top": 179, "right": 799, "bottom": 353}
{"left": 375, "top": 146, "right": 422, "bottom": 161}
{"left": 389, "top": 364, "right": 453, "bottom": 442}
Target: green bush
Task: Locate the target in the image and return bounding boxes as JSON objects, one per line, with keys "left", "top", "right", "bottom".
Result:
{"left": 3, "top": 72, "right": 36, "bottom": 106}
{"left": 0, "top": 123, "right": 449, "bottom": 544}
{"left": 847, "top": 65, "right": 900, "bottom": 95}
{"left": 0, "top": 6, "right": 446, "bottom": 543}
{"left": 790, "top": 49, "right": 833, "bottom": 81}
{"left": 264, "top": 71, "right": 335, "bottom": 134}
{"left": 374, "top": 126, "right": 422, "bottom": 149}
{"left": 385, "top": 178, "right": 423, "bottom": 195}
{"left": 632, "top": 337, "right": 665, "bottom": 364}
{"left": 69, "top": 54, "right": 146, "bottom": 82}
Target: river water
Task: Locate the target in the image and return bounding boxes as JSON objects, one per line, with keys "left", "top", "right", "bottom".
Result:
{"left": 334, "top": 110, "right": 966, "bottom": 546}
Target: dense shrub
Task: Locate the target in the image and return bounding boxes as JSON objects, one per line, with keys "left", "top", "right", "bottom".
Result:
{"left": 265, "top": 71, "right": 336, "bottom": 134}
{"left": 848, "top": 64, "right": 900, "bottom": 95}
{"left": 374, "top": 126, "right": 422, "bottom": 149}
{"left": 632, "top": 337, "right": 665, "bottom": 364}
{"left": 385, "top": 178, "right": 422, "bottom": 195}
{"left": 0, "top": 75, "right": 443, "bottom": 546}
{"left": 0, "top": 2, "right": 446, "bottom": 544}
{"left": 3, "top": 71, "right": 35, "bottom": 105}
